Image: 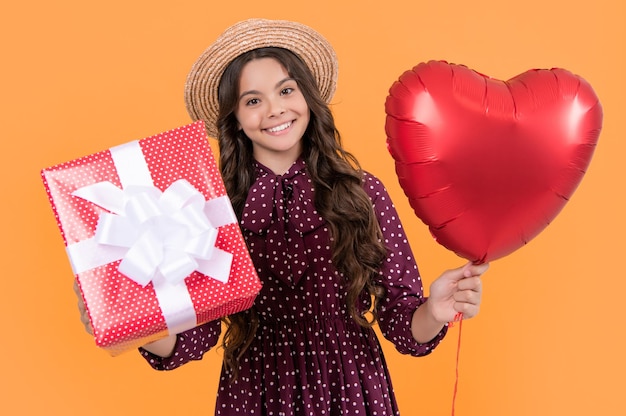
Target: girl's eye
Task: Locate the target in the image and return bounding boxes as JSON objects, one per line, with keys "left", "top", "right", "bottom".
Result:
{"left": 246, "top": 98, "right": 260, "bottom": 106}
{"left": 281, "top": 87, "right": 294, "bottom": 95}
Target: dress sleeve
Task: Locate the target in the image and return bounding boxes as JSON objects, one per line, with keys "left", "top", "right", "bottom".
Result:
{"left": 138, "top": 320, "right": 222, "bottom": 370}
{"left": 364, "top": 173, "right": 447, "bottom": 356}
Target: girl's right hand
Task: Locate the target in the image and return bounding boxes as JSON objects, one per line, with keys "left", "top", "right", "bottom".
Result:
{"left": 73, "top": 280, "right": 93, "bottom": 335}
{"left": 72, "top": 280, "right": 176, "bottom": 357}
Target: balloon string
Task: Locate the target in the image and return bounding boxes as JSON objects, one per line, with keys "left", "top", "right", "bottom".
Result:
{"left": 450, "top": 312, "right": 464, "bottom": 416}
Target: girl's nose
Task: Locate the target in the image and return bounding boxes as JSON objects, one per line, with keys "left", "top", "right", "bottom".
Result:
{"left": 267, "top": 98, "right": 285, "bottom": 117}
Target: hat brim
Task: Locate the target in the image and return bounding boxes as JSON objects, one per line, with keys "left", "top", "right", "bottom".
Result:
{"left": 184, "top": 18, "right": 338, "bottom": 139}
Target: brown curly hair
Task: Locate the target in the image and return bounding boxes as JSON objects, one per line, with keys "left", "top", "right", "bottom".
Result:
{"left": 216, "top": 47, "right": 387, "bottom": 379}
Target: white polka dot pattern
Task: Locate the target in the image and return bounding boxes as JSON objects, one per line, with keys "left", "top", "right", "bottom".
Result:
{"left": 240, "top": 160, "right": 325, "bottom": 287}
{"left": 139, "top": 163, "right": 448, "bottom": 414}
{"left": 41, "top": 121, "right": 262, "bottom": 355}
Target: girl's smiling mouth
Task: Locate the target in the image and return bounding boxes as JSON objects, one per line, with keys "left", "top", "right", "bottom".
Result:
{"left": 265, "top": 121, "right": 292, "bottom": 133}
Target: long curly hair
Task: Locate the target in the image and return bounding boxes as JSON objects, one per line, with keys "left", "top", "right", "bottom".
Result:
{"left": 216, "top": 47, "right": 387, "bottom": 379}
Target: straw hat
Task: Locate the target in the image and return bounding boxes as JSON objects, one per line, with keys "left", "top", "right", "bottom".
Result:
{"left": 184, "top": 18, "right": 339, "bottom": 138}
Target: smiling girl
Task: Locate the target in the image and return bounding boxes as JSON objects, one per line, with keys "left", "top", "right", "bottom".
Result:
{"left": 78, "top": 18, "right": 488, "bottom": 415}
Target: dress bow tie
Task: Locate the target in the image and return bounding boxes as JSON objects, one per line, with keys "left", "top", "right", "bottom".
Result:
{"left": 241, "top": 160, "right": 325, "bottom": 286}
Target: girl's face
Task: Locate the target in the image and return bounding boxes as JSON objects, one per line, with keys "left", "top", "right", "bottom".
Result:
{"left": 234, "top": 57, "right": 310, "bottom": 174}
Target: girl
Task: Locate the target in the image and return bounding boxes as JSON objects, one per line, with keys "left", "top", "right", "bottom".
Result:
{"left": 79, "top": 18, "right": 488, "bottom": 415}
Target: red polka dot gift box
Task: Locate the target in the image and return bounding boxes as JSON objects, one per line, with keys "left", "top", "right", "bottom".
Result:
{"left": 41, "top": 121, "right": 262, "bottom": 355}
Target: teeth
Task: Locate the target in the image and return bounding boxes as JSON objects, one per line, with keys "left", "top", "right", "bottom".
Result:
{"left": 267, "top": 122, "right": 291, "bottom": 133}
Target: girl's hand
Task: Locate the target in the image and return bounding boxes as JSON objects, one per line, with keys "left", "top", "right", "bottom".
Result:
{"left": 427, "top": 262, "right": 488, "bottom": 323}
{"left": 73, "top": 280, "right": 93, "bottom": 335}
{"left": 72, "top": 279, "right": 176, "bottom": 357}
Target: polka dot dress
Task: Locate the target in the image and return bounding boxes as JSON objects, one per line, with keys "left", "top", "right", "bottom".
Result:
{"left": 140, "top": 159, "right": 447, "bottom": 415}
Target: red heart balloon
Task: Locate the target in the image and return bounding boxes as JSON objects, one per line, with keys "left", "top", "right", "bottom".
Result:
{"left": 385, "top": 60, "right": 602, "bottom": 263}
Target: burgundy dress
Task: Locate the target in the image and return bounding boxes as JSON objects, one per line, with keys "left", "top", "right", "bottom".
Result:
{"left": 140, "top": 158, "right": 447, "bottom": 415}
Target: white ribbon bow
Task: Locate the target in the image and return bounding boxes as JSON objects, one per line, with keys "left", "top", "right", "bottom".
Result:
{"left": 72, "top": 179, "right": 234, "bottom": 286}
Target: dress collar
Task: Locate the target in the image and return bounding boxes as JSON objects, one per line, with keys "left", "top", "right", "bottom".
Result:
{"left": 241, "top": 158, "right": 324, "bottom": 235}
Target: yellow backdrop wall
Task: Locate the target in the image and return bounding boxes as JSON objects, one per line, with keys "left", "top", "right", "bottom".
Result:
{"left": 2, "top": 1, "right": 624, "bottom": 415}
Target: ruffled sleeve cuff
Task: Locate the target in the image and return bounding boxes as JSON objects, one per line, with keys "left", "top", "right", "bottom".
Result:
{"left": 380, "top": 299, "right": 448, "bottom": 357}
{"left": 139, "top": 320, "right": 221, "bottom": 371}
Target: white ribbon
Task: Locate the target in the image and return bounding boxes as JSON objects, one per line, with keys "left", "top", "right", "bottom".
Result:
{"left": 66, "top": 140, "right": 237, "bottom": 335}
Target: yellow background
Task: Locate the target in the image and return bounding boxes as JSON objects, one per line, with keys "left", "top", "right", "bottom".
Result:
{"left": 2, "top": 0, "right": 624, "bottom": 415}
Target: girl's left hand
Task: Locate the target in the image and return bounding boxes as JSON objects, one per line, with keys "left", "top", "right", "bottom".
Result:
{"left": 428, "top": 262, "right": 489, "bottom": 323}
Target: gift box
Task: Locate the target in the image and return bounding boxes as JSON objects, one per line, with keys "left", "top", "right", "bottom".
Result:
{"left": 41, "top": 121, "right": 262, "bottom": 355}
